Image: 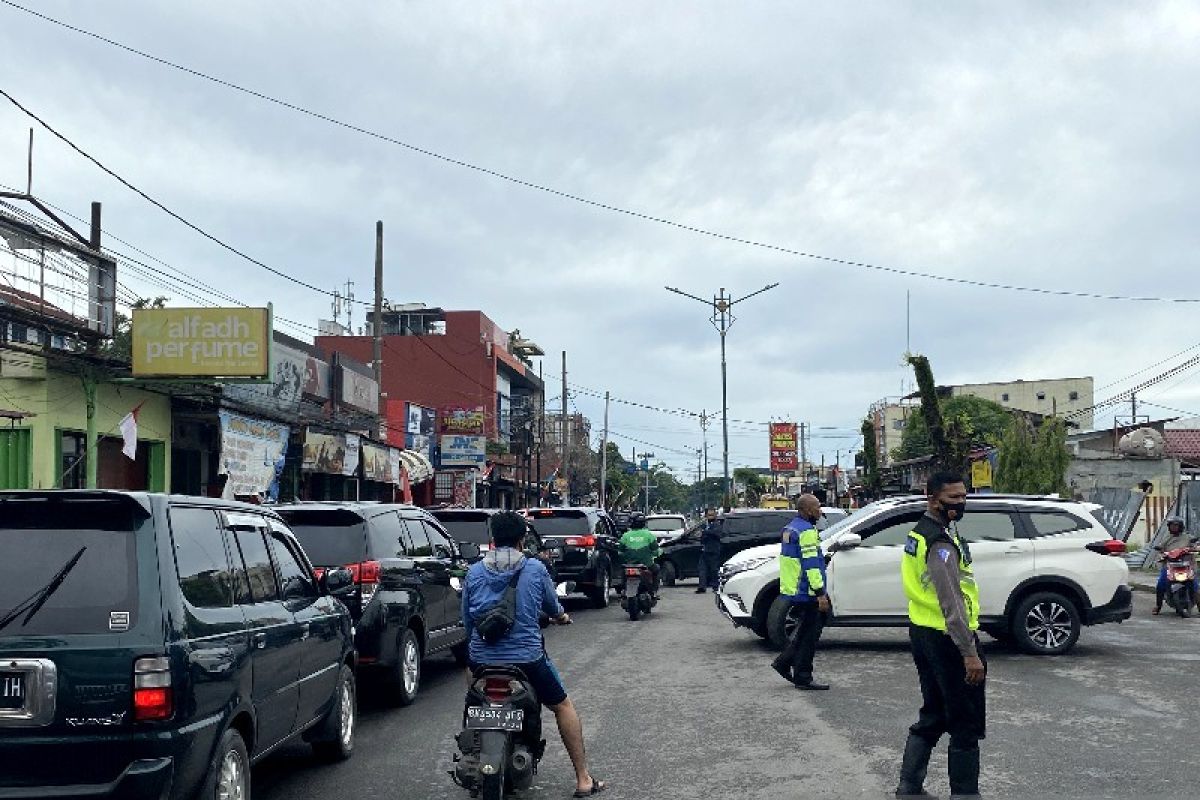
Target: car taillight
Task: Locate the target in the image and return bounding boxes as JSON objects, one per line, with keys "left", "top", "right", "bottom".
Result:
{"left": 348, "top": 560, "right": 382, "bottom": 605}
{"left": 133, "top": 657, "right": 173, "bottom": 721}
{"left": 474, "top": 677, "right": 521, "bottom": 703}
{"left": 1086, "top": 540, "right": 1127, "bottom": 556}
{"left": 625, "top": 566, "right": 642, "bottom": 576}
{"left": 565, "top": 535, "right": 595, "bottom": 548}
{"left": 312, "top": 566, "right": 327, "bottom": 580}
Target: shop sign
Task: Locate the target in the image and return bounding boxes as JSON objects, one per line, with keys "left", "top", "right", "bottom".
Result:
{"left": 440, "top": 434, "right": 486, "bottom": 466}
{"left": 362, "top": 441, "right": 399, "bottom": 484}
{"left": 338, "top": 364, "right": 379, "bottom": 414}
{"left": 302, "top": 430, "right": 361, "bottom": 476}
{"left": 769, "top": 422, "right": 799, "bottom": 472}
{"left": 133, "top": 307, "right": 271, "bottom": 378}
{"left": 218, "top": 411, "right": 289, "bottom": 499}
{"left": 225, "top": 340, "right": 330, "bottom": 412}
{"left": 441, "top": 406, "right": 485, "bottom": 434}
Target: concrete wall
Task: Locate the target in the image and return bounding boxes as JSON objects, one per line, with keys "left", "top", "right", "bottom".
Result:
{"left": 1067, "top": 456, "right": 1179, "bottom": 545}
{"left": 953, "top": 377, "right": 1094, "bottom": 429}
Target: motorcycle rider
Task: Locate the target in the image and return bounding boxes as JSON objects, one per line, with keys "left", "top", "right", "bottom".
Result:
{"left": 1153, "top": 515, "right": 1199, "bottom": 615}
{"left": 617, "top": 512, "right": 662, "bottom": 597}
{"left": 461, "top": 512, "right": 607, "bottom": 797}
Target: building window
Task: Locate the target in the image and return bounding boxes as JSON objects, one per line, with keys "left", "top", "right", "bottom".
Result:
{"left": 1001, "top": 393, "right": 1009, "bottom": 402}
{"left": 892, "top": 420, "right": 905, "bottom": 430}
{"left": 1036, "top": 391, "right": 1046, "bottom": 401}
{"left": 61, "top": 432, "right": 87, "bottom": 489}
{"left": 1069, "top": 391, "right": 1079, "bottom": 401}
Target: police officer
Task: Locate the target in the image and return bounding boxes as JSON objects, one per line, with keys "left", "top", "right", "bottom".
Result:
{"left": 695, "top": 508, "right": 722, "bottom": 594}
{"left": 770, "top": 494, "right": 830, "bottom": 690}
{"left": 896, "top": 471, "right": 986, "bottom": 799}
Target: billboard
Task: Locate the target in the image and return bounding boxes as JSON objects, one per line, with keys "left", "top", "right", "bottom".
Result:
{"left": 302, "top": 430, "right": 361, "bottom": 476}
{"left": 132, "top": 307, "right": 271, "bottom": 378}
{"left": 224, "top": 338, "right": 330, "bottom": 413}
{"left": 218, "top": 411, "right": 289, "bottom": 500}
{"left": 337, "top": 361, "right": 379, "bottom": 414}
{"left": 361, "top": 441, "right": 399, "bottom": 484}
{"left": 769, "top": 423, "right": 799, "bottom": 472}
{"left": 441, "top": 406, "right": 485, "bottom": 435}
{"left": 440, "top": 434, "right": 487, "bottom": 466}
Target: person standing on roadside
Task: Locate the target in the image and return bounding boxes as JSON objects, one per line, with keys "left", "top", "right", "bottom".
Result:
{"left": 896, "top": 472, "right": 986, "bottom": 800}
{"left": 695, "top": 508, "right": 722, "bottom": 594}
{"left": 770, "top": 494, "right": 831, "bottom": 690}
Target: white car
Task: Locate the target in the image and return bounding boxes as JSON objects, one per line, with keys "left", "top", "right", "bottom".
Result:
{"left": 645, "top": 513, "right": 688, "bottom": 544}
{"left": 716, "top": 495, "right": 1132, "bottom": 655}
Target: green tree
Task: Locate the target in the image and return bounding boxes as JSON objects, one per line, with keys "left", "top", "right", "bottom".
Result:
{"left": 861, "top": 418, "right": 881, "bottom": 495}
{"left": 994, "top": 416, "right": 1071, "bottom": 494}
{"left": 102, "top": 296, "right": 168, "bottom": 363}
{"left": 907, "top": 354, "right": 949, "bottom": 469}
{"left": 733, "top": 467, "right": 767, "bottom": 507}
{"left": 898, "top": 396, "right": 1012, "bottom": 462}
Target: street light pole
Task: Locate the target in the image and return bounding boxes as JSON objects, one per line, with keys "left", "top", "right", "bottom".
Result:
{"left": 666, "top": 283, "right": 778, "bottom": 509}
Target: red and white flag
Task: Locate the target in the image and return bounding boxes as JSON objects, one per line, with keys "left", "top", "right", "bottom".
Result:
{"left": 118, "top": 403, "right": 144, "bottom": 461}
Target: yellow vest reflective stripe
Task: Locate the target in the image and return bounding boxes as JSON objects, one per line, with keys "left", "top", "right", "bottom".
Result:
{"left": 901, "top": 519, "right": 980, "bottom": 632}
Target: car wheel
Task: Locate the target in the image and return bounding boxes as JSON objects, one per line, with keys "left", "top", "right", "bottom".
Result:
{"left": 766, "top": 595, "right": 800, "bottom": 650}
{"left": 1012, "top": 591, "right": 1081, "bottom": 655}
{"left": 661, "top": 561, "right": 678, "bottom": 587}
{"left": 312, "top": 664, "right": 356, "bottom": 761}
{"left": 385, "top": 628, "right": 422, "bottom": 706}
{"left": 200, "top": 728, "right": 250, "bottom": 800}
{"left": 451, "top": 641, "right": 469, "bottom": 667}
{"left": 589, "top": 568, "right": 611, "bottom": 609}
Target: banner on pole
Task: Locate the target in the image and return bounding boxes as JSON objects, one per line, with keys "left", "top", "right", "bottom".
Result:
{"left": 769, "top": 423, "right": 799, "bottom": 472}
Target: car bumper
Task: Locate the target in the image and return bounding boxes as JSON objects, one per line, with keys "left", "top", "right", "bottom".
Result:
{"left": 552, "top": 563, "right": 603, "bottom": 588}
{"left": 1085, "top": 584, "right": 1134, "bottom": 625}
{"left": 715, "top": 589, "right": 753, "bottom": 626}
{"left": 0, "top": 756, "right": 174, "bottom": 800}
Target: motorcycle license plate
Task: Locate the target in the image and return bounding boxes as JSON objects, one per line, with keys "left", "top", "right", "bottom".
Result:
{"left": 466, "top": 706, "right": 524, "bottom": 732}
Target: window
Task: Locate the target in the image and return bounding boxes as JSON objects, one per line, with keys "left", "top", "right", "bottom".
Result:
{"left": 229, "top": 522, "right": 279, "bottom": 604}
{"left": 723, "top": 516, "right": 755, "bottom": 536}
{"left": 1001, "top": 393, "right": 1009, "bottom": 402}
{"left": 170, "top": 507, "right": 233, "bottom": 608}
{"left": 1036, "top": 391, "right": 1046, "bottom": 401}
{"left": 1069, "top": 391, "right": 1080, "bottom": 401}
{"left": 422, "top": 520, "right": 455, "bottom": 559}
{"left": 892, "top": 419, "right": 906, "bottom": 430}
{"left": 1026, "top": 512, "right": 1085, "bottom": 537}
{"left": 860, "top": 512, "right": 923, "bottom": 547}
{"left": 266, "top": 530, "right": 317, "bottom": 603}
{"left": 368, "top": 512, "right": 409, "bottom": 557}
{"left": 60, "top": 432, "right": 87, "bottom": 490}
{"left": 955, "top": 512, "right": 1017, "bottom": 542}
{"left": 404, "top": 518, "right": 432, "bottom": 557}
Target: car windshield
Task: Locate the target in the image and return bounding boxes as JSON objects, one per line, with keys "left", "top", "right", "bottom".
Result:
{"left": 433, "top": 513, "right": 492, "bottom": 545}
{"left": 277, "top": 508, "right": 368, "bottom": 565}
{"left": 0, "top": 497, "right": 142, "bottom": 636}
{"left": 646, "top": 517, "right": 684, "bottom": 531}
{"left": 526, "top": 510, "right": 591, "bottom": 537}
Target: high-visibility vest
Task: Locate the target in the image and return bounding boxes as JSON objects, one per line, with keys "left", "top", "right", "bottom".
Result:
{"left": 901, "top": 517, "right": 980, "bottom": 632}
{"left": 780, "top": 518, "right": 824, "bottom": 600}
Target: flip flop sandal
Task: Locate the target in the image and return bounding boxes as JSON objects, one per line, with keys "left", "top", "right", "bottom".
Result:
{"left": 573, "top": 779, "right": 607, "bottom": 797}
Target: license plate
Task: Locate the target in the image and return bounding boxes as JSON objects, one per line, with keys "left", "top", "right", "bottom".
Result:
{"left": 466, "top": 706, "right": 524, "bottom": 731}
{"left": 0, "top": 672, "right": 25, "bottom": 710}
{"left": 548, "top": 548, "right": 562, "bottom": 560}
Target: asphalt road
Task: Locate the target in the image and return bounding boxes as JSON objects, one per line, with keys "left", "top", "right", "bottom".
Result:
{"left": 253, "top": 585, "right": 1194, "bottom": 800}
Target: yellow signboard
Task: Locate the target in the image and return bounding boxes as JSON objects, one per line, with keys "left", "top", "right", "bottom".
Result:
{"left": 970, "top": 458, "right": 993, "bottom": 489}
{"left": 132, "top": 307, "right": 271, "bottom": 378}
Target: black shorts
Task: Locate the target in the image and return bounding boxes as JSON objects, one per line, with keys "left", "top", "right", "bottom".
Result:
{"left": 469, "top": 655, "right": 568, "bottom": 707}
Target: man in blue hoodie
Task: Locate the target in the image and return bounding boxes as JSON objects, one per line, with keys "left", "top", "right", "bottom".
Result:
{"left": 462, "top": 512, "right": 606, "bottom": 797}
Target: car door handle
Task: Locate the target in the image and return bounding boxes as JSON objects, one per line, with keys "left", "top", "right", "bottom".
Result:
{"left": 1005, "top": 547, "right": 1023, "bottom": 556}
{"left": 253, "top": 632, "right": 267, "bottom": 649}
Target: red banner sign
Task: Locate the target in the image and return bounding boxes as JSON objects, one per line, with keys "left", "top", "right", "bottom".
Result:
{"left": 769, "top": 423, "right": 799, "bottom": 472}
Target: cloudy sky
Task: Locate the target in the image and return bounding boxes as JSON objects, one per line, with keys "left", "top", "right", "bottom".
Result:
{"left": 2, "top": 1, "right": 1199, "bottom": 478}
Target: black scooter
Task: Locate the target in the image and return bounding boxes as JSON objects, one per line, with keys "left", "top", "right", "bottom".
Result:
{"left": 619, "top": 563, "right": 657, "bottom": 621}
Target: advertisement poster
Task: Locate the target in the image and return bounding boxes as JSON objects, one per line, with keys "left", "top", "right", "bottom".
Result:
{"left": 406, "top": 404, "right": 423, "bottom": 435}
{"left": 361, "top": 441, "right": 399, "bottom": 484}
{"left": 406, "top": 433, "right": 433, "bottom": 458}
{"left": 302, "top": 430, "right": 361, "bottom": 476}
{"left": 440, "top": 434, "right": 487, "bottom": 466}
{"left": 441, "top": 406, "right": 485, "bottom": 434}
{"left": 225, "top": 340, "right": 330, "bottom": 413}
{"left": 218, "top": 411, "right": 289, "bottom": 499}
{"left": 769, "top": 422, "right": 799, "bottom": 472}
{"left": 338, "top": 366, "right": 379, "bottom": 414}
{"left": 421, "top": 407, "right": 436, "bottom": 436}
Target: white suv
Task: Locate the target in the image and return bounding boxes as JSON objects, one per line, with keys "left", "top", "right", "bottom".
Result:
{"left": 715, "top": 495, "right": 1132, "bottom": 656}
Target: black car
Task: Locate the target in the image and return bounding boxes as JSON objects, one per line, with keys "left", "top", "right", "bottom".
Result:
{"left": 658, "top": 509, "right": 797, "bottom": 586}
{"left": 524, "top": 507, "right": 621, "bottom": 608}
{"left": 430, "top": 508, "right": 547, "bottom": 563}
{"left": 276, "top": 502, "right": 471, "bottom": 707}
{"left": 0, "top": 491, "right": 358, "bottom": 800}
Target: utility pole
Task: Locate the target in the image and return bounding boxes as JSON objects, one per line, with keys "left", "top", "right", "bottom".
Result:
{"left": 666, "top": 283, "right": 778, "bottom": 509}
{"left": 561, "top": 351, "right": 569, "bottom": 508}
{"left": 84, "top": 202, "right": 102, "bottom": 489}
{"left": 800, "top": 422, "right": 808, "bottom": 485}
{"left": 700, "top": 409, "right": 710, "bottom": 482}
{"left": 372, "top": 220, "right": 384, "bottom": 440}
{"left": 599, "top": 391, "right": 610, "bottom": 510}
{"left": 537, "top": 361, "right": 545, "bottom": 507}
{"left": 1131, "top": 391, "right": 1138, "bottom": 422}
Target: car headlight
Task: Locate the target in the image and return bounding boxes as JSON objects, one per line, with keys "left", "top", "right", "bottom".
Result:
{"left": 722, "top": 556, "right": 775, "bottom": 578}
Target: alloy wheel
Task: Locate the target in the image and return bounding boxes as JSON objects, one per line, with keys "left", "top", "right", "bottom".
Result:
{"left": 216, "top": 748, "right": 246, "bottom": 800}
{"left": 403, "top": 637, "right": 420, "bottom": 696}
{"left": 1025, "top": 601, "right": 1072, "bottom": 650}
{"left": 339, "top": 675, "right": 355, "bottom": 750}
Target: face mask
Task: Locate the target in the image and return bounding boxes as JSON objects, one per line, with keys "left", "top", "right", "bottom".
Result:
{"left": 942, "top": 501, "right": 967, "bottom": 522}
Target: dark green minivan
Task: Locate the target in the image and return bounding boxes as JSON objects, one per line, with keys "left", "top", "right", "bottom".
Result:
{"left": 0, "top": 491, "right": 358, "bottom": 800}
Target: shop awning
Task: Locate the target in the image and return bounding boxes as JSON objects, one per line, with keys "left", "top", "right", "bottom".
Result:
{"left": 399, "top": 450, "right": 434, "bottom": 484}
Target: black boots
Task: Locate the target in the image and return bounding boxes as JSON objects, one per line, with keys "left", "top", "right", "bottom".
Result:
{"left": 895, "top": 734, "right": 936, "bottom": 798}
{"left": 947, "top": 745, "right": 980, "bottom": 799}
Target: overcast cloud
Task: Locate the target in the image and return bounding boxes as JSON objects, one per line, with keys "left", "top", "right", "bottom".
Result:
{"left": 2, "top": 1, "right": 1199, "bottom": 476}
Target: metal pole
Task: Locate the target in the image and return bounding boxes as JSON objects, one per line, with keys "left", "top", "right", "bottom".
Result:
{"left": 800, "top": 422, "right": 808, "bottom": 484}
{"left": 600, "top": 391, "right": 610, "bottom": 510}
{"left": 719, "top": 293, "right": 730, "bottom": 508}
{"left": 561, "top": 351, "right": 568, "bottom": 508}
{"left": 372, "top": 221, "right": 384, "bottom": 440}
{"left": 83, "top": 373, "right": 97, "bottom": 489}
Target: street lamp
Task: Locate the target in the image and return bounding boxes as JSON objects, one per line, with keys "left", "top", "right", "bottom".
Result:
{"left": 665, "top": 283, "right": 779, "bottom": 508}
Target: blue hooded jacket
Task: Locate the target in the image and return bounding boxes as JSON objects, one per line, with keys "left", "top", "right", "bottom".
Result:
{"left": 462, "top": 548, "right": 563, "bottom": 664}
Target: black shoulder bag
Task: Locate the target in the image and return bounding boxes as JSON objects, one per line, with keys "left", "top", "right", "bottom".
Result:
{"left": 475, "top": 560, "right": 527, "bottom": 644}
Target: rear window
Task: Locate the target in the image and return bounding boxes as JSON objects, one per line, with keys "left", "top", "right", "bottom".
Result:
{"left": 646, "top": 517, "right": 684, "bottom": 532}
{"left": 526, "top": 510, "right": 591, "bottom": 537}
{"left": 433, "top": 512, "right": 492, "bottom": 545}
{"left": 0, "top": 497, "right": 142, "bottom": 636}
{"left": 276, "top": 508, "right": 367, "bottom": 566}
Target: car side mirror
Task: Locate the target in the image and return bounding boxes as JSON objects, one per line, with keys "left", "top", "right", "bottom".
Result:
{"left": 322, "top": 566, "right": 355, "bottom": 597}
{"left": 458, "top": 542, "right": 481, "bottom": 562}
{"left": 829, "top": 533, "right": 862, "bottom": 553}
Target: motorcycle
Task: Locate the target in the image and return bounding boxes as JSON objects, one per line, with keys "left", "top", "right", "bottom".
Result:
{"left": 1161, "top": 546, "right": 1198, "bottom": 617}
{"left": 618, "top": 563, "right": 657, "bottom": 621}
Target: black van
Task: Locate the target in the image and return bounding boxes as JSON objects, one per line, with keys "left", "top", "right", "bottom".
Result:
{"left": 0, "top": 491, "right": 357, "bottom": 800}
{"left": 658, "top": 510, "right": 797, "bottom": 586}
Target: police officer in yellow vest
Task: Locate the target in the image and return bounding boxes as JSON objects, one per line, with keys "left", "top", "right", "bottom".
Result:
{"left": 896, "top": 472, "right": 986, "bottom": 800}
{"left": 770, "top": 494, "right": 831, "bottom": 690}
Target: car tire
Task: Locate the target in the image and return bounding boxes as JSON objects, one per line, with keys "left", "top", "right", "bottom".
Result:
{"left": 312, "top": 664, "right": 356, "bottom": 762}
{"left": 200, "top": 728, "right": 250, "bottom": 800}
{"left": 451, "top": 641, "right": 469, "bottom": 667}
{"left": 588, "top": 567, "right": 611, "bottom": 609}
{"left": 1012, "top": 591, "right": 1081, "bottom": 655}
{"left": 982, "top": 627, "right": 1014, "bottom": 647}
{"left": 766, "top": 595, "right": 800, "bottom": 650}
{"left": 385, "top": 628, "right": 422, "bottom": 706}
{"left": 661, "top": 561, "right": 678, "bottom": 588}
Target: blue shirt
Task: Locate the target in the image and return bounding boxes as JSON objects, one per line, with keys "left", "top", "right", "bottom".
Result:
{"left": 462, "top": 549, "right": 563, "bottom": 664}
{"left": 701, "top": 521, "right": 722, "bottom": 553}
{"left": 781, "top": 517, "right": 827, "bottom": 604}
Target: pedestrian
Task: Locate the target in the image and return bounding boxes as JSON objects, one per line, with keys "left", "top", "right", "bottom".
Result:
{"left": 896, "top": 471, "right": 986, "bottom": 799}
{"left": 770, "top": 493, "right": 831, "bottom": 690}
{"left": 695, "top": 507, "right": 722, "bottom": 593}
{"left": 462, "top": 512, "right": 606, "bottom": 797}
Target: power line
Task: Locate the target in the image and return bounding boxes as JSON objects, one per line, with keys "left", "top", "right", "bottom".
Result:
{"left": 5, "top": 1, "right": 1198, "bottom": 305}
